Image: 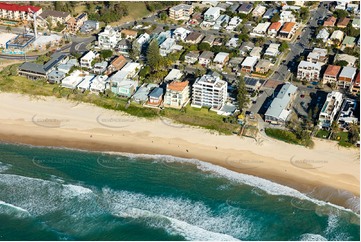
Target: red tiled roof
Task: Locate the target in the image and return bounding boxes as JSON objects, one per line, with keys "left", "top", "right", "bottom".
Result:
{"left": 167, "top": 81, "right": 189, "bottom": 92}
{"left": 0, "top": 2, "right": 41, "bottom": 13}
{"left": 111, "top": 55, "right": 127, "bottom": 69}
{"left": 337, "top": 17, "right": 350, "bottom": 27}
{"left": 355, "top": 72, "right": 360, "bottom": 86}
{"left": 280, "top": 22, "right": 296, "bottom": 33}
{"left": 324, "top": 65, "right": 341, "bottom": 76}
{"left": 269, "top": 22, "right": 282, "bottom": 31}
{"left": 324, "top": 16, "right": 337, "bottom": 26}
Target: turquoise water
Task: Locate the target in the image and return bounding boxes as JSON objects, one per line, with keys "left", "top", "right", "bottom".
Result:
{"left": 0, "top": 142, "right": 359, "bottom": 241}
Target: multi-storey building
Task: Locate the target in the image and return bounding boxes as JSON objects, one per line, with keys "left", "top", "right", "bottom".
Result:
{"left": 98, "top": 25, "right": 121, "bottom": 50}
{"left": 191, "top": 74, "right": 227, "bottom": 110}
{"left": 169, "top": 4, "right": 193, "bottom": 20}
{"left": 323, "top": 65, "right": 341, "bottom": 84}
{"left": 0, "top": 2, "right": 42, "bottom": 22}
{"left": 66, "top": 12, "right": 87, "bottom": 33}
{"left": 164, "top": 81, "right": 190, "bottom": 109}
{"left": 297, "top": 61, "right": 321, "bottom": 82}
{"left": 318, "top": 91, "right": 343, "bottom": 129}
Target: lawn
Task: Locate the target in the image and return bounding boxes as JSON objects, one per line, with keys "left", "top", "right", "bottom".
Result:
{"left": 333, "top": 132, "right": 354, "bottom": 147}
{"left": 265, "top": 128, "right": 300, "bottom": 145}
{"left": 110, "top": 2, "right": 151, "bottom": 26}
{"left": 315, "top": 130, "right": 330, "bottom": 139}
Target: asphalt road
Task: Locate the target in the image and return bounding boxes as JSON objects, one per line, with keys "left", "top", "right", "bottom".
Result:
{"left": 270, "top": 4, "right": 330, "bottom": 82}
{"left": 69, "top": 36, "right": 96, "bottom": 54}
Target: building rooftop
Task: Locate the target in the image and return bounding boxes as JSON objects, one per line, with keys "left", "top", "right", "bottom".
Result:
{"left": 268, "top": 21, "right": 282, "bottom": 31}
{"left": 342, "top": 36, "right": 356, "bottom": 45}
{"left": 339, "top": 67, "right": 357, "bottom": 78}
{"left": 242, "top": 56, "right": 258, "bottom": 67}
{"left": 149, "top": 87, "right": 163, "bottom": 98}
{"left": 280, "top": 22, "right": 296, "bottom": 33}
{"left": 324, "top": 65, "right": 341, "bottom": 76}
{"left": 0, "top": 2, "right": 41, "bottom": 12}
{"left": 213, "top": 52, "right": 229, "bottom": 63}
{"left": 199, "top": 50, "right": 214, "bottom": 59}
{"left": 170, "top": 4, "right": 193, "bottom": 11}
{"left": 40, "top": 10, "right": 69, "bottom": 19}
{"left": 337, "top": 17, "right": 351, "bottom": 26}
{"left": 167, "top": 80, "right": 189, "bottom": 92}
{"left": 185, "top": 31, "right": 203, "bottom": 41}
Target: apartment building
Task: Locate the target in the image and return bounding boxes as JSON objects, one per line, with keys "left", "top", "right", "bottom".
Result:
{"left": 338, "top": 67, "right": 357, "bottom": 88}
{"left": 191, "top": 74, "right": 227, "bottom": 110}
{"left": 297, "top": 61, "right": 321, "bottom": 81}
{"left": 80, "top": 51, "right": 96, "bottom": 69}
{"left": 318, "top": 91, "right": 343, "bottom": 129}
{"left": 323, "top": 65, "right": 341, "bottom": 84}
{"left": 169, "top": 4, "right": 193, "bottom": 20}
{"left": 164, "top": 81, "right": 190, "bottom": 109}
{"left": 98, "top": 25, "right": 121, "bottom": 50}
{"left": 66, "top": 12, "right": 87, "bottom": 33}
{"left": 306, "top": 48, "right": 328, "bottom": 64}
{"left": 0, "top": 2, "right": 42, "bottom": 22}
{"left": 278, "top": 22, "right": 297, "bottom": 39}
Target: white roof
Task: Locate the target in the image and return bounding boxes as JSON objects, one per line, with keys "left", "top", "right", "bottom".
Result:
{"left": 241, "top": 56, "right": 258, "bottom": 67}
{"left": 164, "top": 69, "right": 183, "bottom": 81}
{"left": 253, "top": 22, "right": 271, "bottom": 33}
{"left": 61, "top": 70, "right": 87, "bottom": 89}
{"left": 90, "top": 75, "right": 109, "bottom": 92}
{"left": 330, "top": 30, "right": 344, "bottom": 40}
{"left": 174, "top": 27, "right": 190, "bottom": 35}
{"left": 82, "top": 51, "right": 96, "bottom": 61}
{"left": 298, "top": 60, "right": 321, "bottom": 70}
{"left": 0, "top": 32, "right": 17, "bottom": 47}
{"left": 204, "top": 7, "right": 221, "bottom": 16}
{"left": 32, "top": 34, "right": 62, "bottom": 47}
{"left": 213, "top": 52, "right": 229, "bottom": 63}
{"left": 316, "top": 29, "right": 330, "bottom": 40}
{"left": 77, "top": 75, "right": 96, "bottom": 90}
{"left": 111, "top": 62, "right": 141, "bottom": 82}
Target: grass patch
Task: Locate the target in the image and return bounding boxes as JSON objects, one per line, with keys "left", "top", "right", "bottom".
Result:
{"left": 316, "top": 130, "right": 330, "bottom": 139}
{"left": 265, "top": 128, "right": 300, "bottom": 145}
{"left": 110, "top": 2, "right": 151, "bottom": 26}
{"left": 333, "top": 132, "right": 354, "bottom": 147}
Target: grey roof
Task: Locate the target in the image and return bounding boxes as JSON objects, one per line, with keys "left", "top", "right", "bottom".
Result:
{"left": 263, "top": 8, "right": 278, "bottom": 18}
{"left": 199, "top": 51, "right": 214, "bottom": 59}
{"left": 202, "top": 35, "right": 216, "bottom": 43}
{"left": 265, "top": 83, "right": 298, "bottom": 119}
{"left": 19, "top": 52, "right": 68, "bottom": 75}
{"left": 133, "top": 84, "right": 158, "bottom": 102}
{"left": 230, "top": 3, "right": 240, "bottom": 12}
{"left": 186, "top": 51, "right": 200, "bottom": 58}
{"left": 19, "top": 62, "right": 46, "bottom": 75}
{"left": 244, "top": 77, "right": 260, "bottom": 87}
{"left": 40, "top": 10, "right": 70, "bottom": 19}
{"left": 340, "top": 67, "right": 357, "bottom": 78}
{"left": 238, "top": 3, "right": 253, "bottom": 13}
{"left": 48, "top": 70, "right": 66, "bottom": 78}
{"left": 149, "top": 87, "right": 163, "bottom": 98}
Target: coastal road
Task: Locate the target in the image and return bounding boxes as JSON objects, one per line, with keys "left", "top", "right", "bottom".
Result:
{"left": 69, "top": 36, "right": 96, "bottom": 54}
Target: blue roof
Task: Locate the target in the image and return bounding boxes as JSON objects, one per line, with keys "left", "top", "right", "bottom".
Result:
{"left": 149, "top": 87, "right": 163, "bottom": 98}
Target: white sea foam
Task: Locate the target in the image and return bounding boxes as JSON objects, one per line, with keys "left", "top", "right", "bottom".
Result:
{"left": 299, "top": 233, "right": 327, "bottom": 241}
{"left": 0, "top": 200, "right": 31, "bottom": 217}
{"left": 102, "top": 152, "right": 360, "bottom": 215}
{"left": 62, "top": 184, "right": 93, "bottom": 198}
{"left": 103, "top": 188, "right": 252, "bottom": 240}
{"left": 0, "top": 162, "right": 10, "bottom": 173}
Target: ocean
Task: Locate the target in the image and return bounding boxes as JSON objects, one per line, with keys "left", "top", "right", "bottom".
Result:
{"left": 0, "top": 142, "right": 359, "bottom": 241}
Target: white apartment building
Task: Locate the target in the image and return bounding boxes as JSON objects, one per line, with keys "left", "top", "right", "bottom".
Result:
{"left": 98, "top": 25, "right": 121, "bottom": 50}
{"left": 80, "top": 51, "right": 96, "bottom": 69}
{"left": 0, "top": 2, "right": 42, "bottom": 22}
{"left": 203, "top": 7, "right": 221, "bottom": 23}
{"left": 264, "top": 43, "right": 280, "bottom": 57}
{"left": 169, "top": 4, "right": 193, "bottom": 20}
{"left": 318, "top": 91, "right": 343, "bottom": 129}
{"left": 297, "top": 61, "right": 321, "bottom": 82}
{"left": 251, "top": 22, "right": 271, "bottom": 37}
{"left": 280, "top": 10, "right": 296, "bottom": 23}
{"left": 164, "top": 81, "right": 190, "bottom": 109}
{"left": 191, "top": 74, "right": 227, "bottom": 110}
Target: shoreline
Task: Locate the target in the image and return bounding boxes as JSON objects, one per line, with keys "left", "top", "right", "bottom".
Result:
{"left": 0, "top": 93, "right": 359, "bottom": 213}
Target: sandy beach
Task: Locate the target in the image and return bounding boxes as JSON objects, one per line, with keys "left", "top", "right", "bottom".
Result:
{"left": 0, "top": 93, "right": 359, "bottom": 212}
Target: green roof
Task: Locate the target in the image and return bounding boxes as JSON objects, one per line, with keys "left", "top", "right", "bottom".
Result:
{"left": 352, "top": 18, "right": 360, "bottom": 25}
{"left": 342, "top": 36, "right": 356, "bottom": 45}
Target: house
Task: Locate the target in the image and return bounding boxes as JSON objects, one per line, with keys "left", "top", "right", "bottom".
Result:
{"left": 66, "top": 13, "right": 87, "bottom": 33}
{"left": 352, "top": 18, "right": 360, "bottom": 29}
{"left": 213, "top": 14, "right": 230, "bottom": 30}
{"left": 18, "top": 52, "right": 68, "bottom": 80}
{"left": 323, "top": 16, "right": 337, "bottom": 27}
{"left": 39, "top": 10, "right": 70, "bottom": 27}
{"left": 238, "top": 3, "right": 253, "bottom": 14}
{"left": 115, "top": 39, "right": 132, "bottom": 55}
{"left": 347, "top": 3, "right": 359, "bottom": 13}
{"left": 80, "top": 20, "right": 99, "bottom": 33}
{"left": 191, "top": 74, "right": 227, "bottom": 110}
{"left": 251, "top": 22, "right": 271, "bottom": 37}
{"left": 213, "top": 37, "right": 223, "bottom": 46}
{"left": 164, "top": 69, "right": 183, "bottom": 82}
{"left": 252, "top": 5, "right": 266, "bottom": 17}
{"left": 278, "top": 22, "right": 297, "bottom": 39}
{"left": 61, "top": 70, "right": 88, "bottom": 89}
{"left": 341, "top": 36, "right": 356, "bottom": 49}
{"left": 77, "top": 74, "right": 96, "bottom": 92}
{"left": 335, "top": 54, "right": 357, "bottom": 67}
{"left": 121, "top": 29, "right": 138, "bottom": 39}
{"left": 226, "top": 17, "right": 242, "bottom": 31}
{"left": 105, "top": 55, "right": 127, "bottom": 76}
{"left": 318, "top": 91, "right": 343, "bottom": 129}
{"left": 264, "top": 82, "right": 298, "bottom": 125}
{"left": 228, "top": 57, "right": 244, "bottom": 72}
{"left": 280, "top": 11, "right": 296, "bottom": 23}
{"left": 316, "top": 28, "right": 330, "bottom": 42}
{"left": 135, "top": 33, "right": 150, "bottom": 50}
{"left": 57, "top": 59, "right": 78, "bottom": 74}
{"left": 338, "top": 67, "right": 357, "bottom": 87}
{"left": 185, "top": 32, "right": 204, "bottom": 44}
{"left": 351, "top": 72, "right": 360, "bottom": 95}
{"left": 169, "top": 4, "right": 194, "bottom": 20}
{"left": 93, "top": 61, "right": 108, "bottom": 75}
{"left": 216, "top": 2, "right": 230, "bottom": 12}
{"left": 264, "top": 43, "right": 280, "bottom": 57}
{"left": 297, "top": 61, "right": 321, "bottom": 81}
{"left": 185, "top": 51, "right": 200, "bottom": 64}
{"left": 335, "top": 1, "right": 349, "bottom": 10}
{"left": 189, "top": 12, "right": 202, "bottom": 25}
{"left": 337, "top": 17, "right": 350, "bottom": 28}
{"left": 198, "top": 51, "right": 214, "bottom": 66}
{"left": 0, "top": 2, "right": 42, "bottom": 22}
{"left": 156, "top": 31, "right": 172, "bottom": 45}
{"left": 173, "top": 27, "right": 190, "bottom": 41}
{"left": 147, "top": 87, "right": 163, "bottom": 106}
{"left": 306, "top": 48, "right": 328, "bottom": 64}
{"left": 267, "top": 22, "right": 282, "bottom": 37}
{"left": 249, "top": 47, "right": 262, "bottom": 59}
{"left": 226, "top": 37, "right": 239, "bottom": 48}
{"left": 241, "top": 56, "right": 258, "bottom": 73}
{"left": 213, "top": 52, "right": 229, "bottom": 68}
{"left": 203, "top": 7, "right": 221, "bottom": 23}
{"left": 239, "top": 41, "right": 254, "bottom": 56}
{"left": 323, "top": 65, "right": 342, "bottom": 84}
{"left": 132, "top": 83, "right": 158, "bottom": 103}
{"left": 159, "top": 38, "right": 176, "bottom": 56}
{"left": 80, "top": 51, "right": 96, "bottom": 69}
{"left": 263, "top": 8, "right": 278, "bottom": 19}
{"left": 48, "top": 70, "right": 66, "bottom": 84}
{"left": 255, "top": 59, "right": 272, "bottom": 74}
{"left": 244, "top": 77, "right": 262, "bottom": 91}
{"left": 112, "top": 79, "right": 138, "bottom": 98}
{"left": 202, "top": 35, "right": 216, "bottom": 46}
{"left": 98, "top": 25, "right": 120, "bottom": 50}
{"left": 327, "top": 30, "right": 344, "bottom": 45}
{"left": 337, "top": 98, "right": 359, "bottom": 130}
{"left": 164, "top": 81, "right": 190, "bottom": 109}
{"left": 89, "top": 75, "right": 109, "bottom": 94}
{"left": 110, "top": 62, "right": 141, "bottom": 83}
